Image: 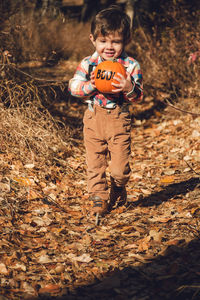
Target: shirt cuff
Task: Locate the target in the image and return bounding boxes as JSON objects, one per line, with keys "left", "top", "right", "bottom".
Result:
{"left": 125, "top": 81, "right": 136, "bottom": 98}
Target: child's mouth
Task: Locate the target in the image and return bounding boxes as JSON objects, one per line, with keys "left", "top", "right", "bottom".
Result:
{"left": 105, "top": 52, "right": 115, "bottom": 57}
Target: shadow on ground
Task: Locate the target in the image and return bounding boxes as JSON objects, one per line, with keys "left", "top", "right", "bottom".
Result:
{"left": 132, "top": 99, "right": 167, "bottom": 122}
{"left": 132, "top": 177, "right": 200, "bottom": 208}
{"left": 38, "top": 238, "right": 200, "bottom": 300}
{"left": 35, "top": 177, "right": 200, "bottom": 300}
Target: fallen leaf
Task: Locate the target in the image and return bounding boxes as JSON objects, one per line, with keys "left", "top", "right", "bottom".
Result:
{"left": 137, "top": 236, "right": 151, "bottom": 252}
{"left": 0, "top": 182, "right": 10, "bottom": 192}
{"left": 149, "top": 216, "right": 172, "bottom": 223}
{"left": 159, "top": 176, "right": 175, "bottom": 184}
{"left": 38, "top": 254, "right": 51, "bottom": 264}
{"left": 12, "top": 262, "right": 26, "bottom": 272}
{"left": 141, "top": 188, "right": 151, "bottom": 195}
{"left": 94, "top": 230, "right": 111, "bottom": 240}
{"left": 0, "top": 262, "right": 9, "bottom": 275}
{"left": 39, "top": 284, "right": 61, "bottom": 294}
{"left": 128, "top": 253, "right": 148, "bottom": 263}
{"left": 24, "top": 163, "right": 35, "bottom": 169}
{"left": 119, "top": 225, "right": 135, "bottom": 232}
{"left": 149, "top": 229, "right": 163, "bottom": 242}
{"left": 13, "top": 176, "right": 31, "bottom": 186}
{"left": 32, "top": 216, "right": 52, "bottom": 226}
{"left": 67, "top": 253, "right": 93, "bottom": 263}
{"left": 28, "top": 189, "right": 41, "bottom": 199}
{"left": 124, "top": 243, "right": 137, "bottom": 250}
{"left": 54, "top": 264, "right": 65, "bottom": 274}
{"left": 21, "top": 282, "right": 36, "bottom": 295}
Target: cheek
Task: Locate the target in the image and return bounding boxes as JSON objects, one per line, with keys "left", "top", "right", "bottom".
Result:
{"left": 114, "top": 44, "right": 122, "bottom": 51}
{"left": 115, "top": 48, "right": 122, "bottom": 56}
{"left": 97, "top": 45, "right": 104, "bottom": 52}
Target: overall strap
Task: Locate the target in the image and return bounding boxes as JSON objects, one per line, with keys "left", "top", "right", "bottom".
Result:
{"left": 86, "top": 64, "right": 94, "bottom": 80}
{"left": 86, "top": 64, "right": 95, "bottom": 111}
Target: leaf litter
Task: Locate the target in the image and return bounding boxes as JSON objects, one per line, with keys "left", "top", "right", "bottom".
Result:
{"left": 0, "top": 97, "right": 200, "bottom": 300}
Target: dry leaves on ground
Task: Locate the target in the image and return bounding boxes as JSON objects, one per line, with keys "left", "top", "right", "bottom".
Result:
{"left": 0, "top": 97, "right": 199, "bottom": 300}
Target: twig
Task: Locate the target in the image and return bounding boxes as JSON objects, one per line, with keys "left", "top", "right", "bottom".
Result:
{"left": 42, "top": 194, "right": 69, "bottom": 213}
{"left": 165, "top": 98, "right": 200, "bottom": 116}
{"left": 184, "top": 159, "right": 200, "bottom": 176}
{"left": 0, "top": 63, "right": 68, "bottom": 83}
{"left": 177, "top": 285, "right": 200, "bottom": 291}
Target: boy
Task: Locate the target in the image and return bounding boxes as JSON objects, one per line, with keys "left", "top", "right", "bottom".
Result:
{"left": 69, "top": 5, "right": 143, "bottom": 221}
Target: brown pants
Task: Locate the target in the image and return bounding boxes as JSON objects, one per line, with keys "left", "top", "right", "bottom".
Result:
{"left": 83, "top": 104, "right": 131, "bottom": 201}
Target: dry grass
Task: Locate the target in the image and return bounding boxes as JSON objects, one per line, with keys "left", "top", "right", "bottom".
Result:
{"left": 1, "top": 5, "right": 93, "bottom": 62}
{"left": 127, "top": 8, "right": 200, "bottom": 101}
{"left": 0, "top": 55, "right": 70, "bottom": 165}
{"left": 0, "top": 107, "right": 64, "bottom": 158}
{"left": 0, "top": 6, "right": 93, "bottom": 167}
{"left": 0, "top": 103, "right": 68, "bottom": 164}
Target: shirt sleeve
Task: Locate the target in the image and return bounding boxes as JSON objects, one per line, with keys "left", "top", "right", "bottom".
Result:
{"left": 123, "top": 60, "right": 143, "bottom": 102}
{"left": 68, "top": 58, "right": 96, "bottom": 98}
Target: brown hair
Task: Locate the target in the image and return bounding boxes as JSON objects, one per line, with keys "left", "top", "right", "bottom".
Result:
{"left": 91, "top": 5, "right": 131, "bottom": 45}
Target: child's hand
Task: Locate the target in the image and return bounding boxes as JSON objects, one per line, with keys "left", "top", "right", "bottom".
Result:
{"left": 111, "top": 72, "right": 133, "bottom": 94}
{"left": 90, "top": 71, "right": 96, "bottom": 89}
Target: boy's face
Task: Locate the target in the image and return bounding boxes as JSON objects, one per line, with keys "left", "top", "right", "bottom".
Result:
{"left": 90, "top": 32, "right": 124, "bottom": 60}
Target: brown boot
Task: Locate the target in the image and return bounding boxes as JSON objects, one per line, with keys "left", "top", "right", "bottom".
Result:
{"left": 109, "top": 181, "right": 127, "bottom": 211}
{"left": 89, "top": 195, "right": 108, "bottom": 216}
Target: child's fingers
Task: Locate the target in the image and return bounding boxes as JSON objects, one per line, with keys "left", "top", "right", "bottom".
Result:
{"left": 90, "top": 72, "right": 96, "bottom": 86}
{"left": 90, "top": 71, "right": 95, "bottom": 79}
{"left": 111, "top": 81, "right": 122, "bottom": 89}
{"left": 112, "top": 80, "right": 121, "bottom": 86}
{"left": 111, "top": 82, "right": 123, "bottom": 93}
{"left": 111, "top": 88, "right": 122, "bottom": 93}
{"left": 113, "top": 72, "right": 124, "bottom": 82}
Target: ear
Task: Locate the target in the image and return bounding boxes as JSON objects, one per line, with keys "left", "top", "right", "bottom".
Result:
{"left": 89, "top": 34, "right": 96, "bottom": 47}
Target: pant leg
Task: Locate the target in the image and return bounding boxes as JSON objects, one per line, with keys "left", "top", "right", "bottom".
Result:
{"left": 107, "top": 108, "right": 132, "bottom": 187}
{"left": 83, "top": 108, "right": 109, "bottom": 200}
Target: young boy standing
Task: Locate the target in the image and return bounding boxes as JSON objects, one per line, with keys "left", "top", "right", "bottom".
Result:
{"left": 69, "top": 5, "right": 143, "bottom": 220}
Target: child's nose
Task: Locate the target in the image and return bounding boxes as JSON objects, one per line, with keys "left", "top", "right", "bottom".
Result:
{"left": 106, "top": 42, "right": 113, "bottom": 49}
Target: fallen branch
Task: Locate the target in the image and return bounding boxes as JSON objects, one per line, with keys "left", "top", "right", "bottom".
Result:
{"left": 165, "top": 98, "right": 200, "bottom": 116}
{"left": 0, "top": 63, "right": 68, "bottom": 83}
{"left": 184, "top": 159, "right": 200, "bottom": 176}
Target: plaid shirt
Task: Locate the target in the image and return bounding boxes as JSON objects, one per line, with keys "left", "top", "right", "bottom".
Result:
{"left": 69, "top": 51, "right": 143, "bottom": 107}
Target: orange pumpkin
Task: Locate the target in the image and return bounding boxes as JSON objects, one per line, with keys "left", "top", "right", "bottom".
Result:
{"left": 94, "top": 60, "right": 126, "bottom": 93}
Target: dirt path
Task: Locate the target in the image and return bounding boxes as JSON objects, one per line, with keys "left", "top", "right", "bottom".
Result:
{"left": 0, "top": 95, "right": 199, "bottom": 299}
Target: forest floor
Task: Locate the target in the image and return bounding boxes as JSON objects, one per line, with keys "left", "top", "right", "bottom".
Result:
{"left": 0, "top": 78, "right": 200, "bottom": 299}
